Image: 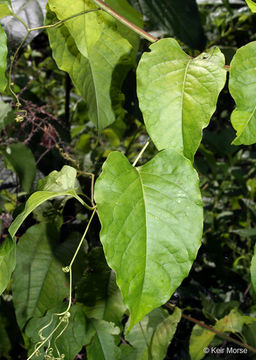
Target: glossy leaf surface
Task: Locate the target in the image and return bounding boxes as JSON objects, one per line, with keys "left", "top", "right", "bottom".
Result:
{"left": 47, "top": 1, "right": 135, "bottom": 130}
{"left": 86, "top": 319, "right": 121, "bottom": 360}
{"left": 121, "top": 307, "right": 181, "bottom": 360}
{"left": 1, "top": 142, "right": 36, "bottom": 193}
{"left": 137, "top": 38, "right": 226, "bottom": 161}
{"left": 9, "top": 165, "right": 78, "bottom": 238}
{"left": 189, "top": 309, "right": 256, "bottom": 360}
{"left": 95, "top": 149, "right": 203, "bottom": 329}
{"left": 229, "top": 41, "right": 256, "bottom": 145}
{"left": 0, "top": 0, "right": 47, "bottom": 45}
{"left": 0, "top": 24, "right": 7, "bottom": 92}
{"left": 12, "top": 223, "right": 69, "bottom": 329}
{"left": 0, "top": 236, "right": 16, "bottom": 295}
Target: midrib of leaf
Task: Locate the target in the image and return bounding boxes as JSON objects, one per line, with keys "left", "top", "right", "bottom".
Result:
{"left": 81, "top": 1, "right": 90, "bottom": 59}
{"left": 135, "top": 168, "right": 148, "bottom": 306}
{"left": 180, "top": 58, "right": 192, "bottom": 151}
{"left": 88, "top": 55, "right": 100, "bottom": 130}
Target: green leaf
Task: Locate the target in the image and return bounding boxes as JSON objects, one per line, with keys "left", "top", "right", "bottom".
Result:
{"left": 189, "top": 309, "right": 256, "bottom": 360}
{"left": 9, "top": 165, "right": 79, "bottom": 238}
{"left": 0, "top": 1, "right": 12, "bottom": 19}
{"left": 229, "top": 41, "right": 256, "bottom": 145}
{"left": 121, "top": 307, "right": 181, "bottom": 360}
{"left": 94, "top": 149, "right": 203, "bottom": 329}
{"left": 37, "top": 164, "right": 78, "bottom": 192}
{"left": 246, "top": 0, "right": 256, "bottom": 12}
{"left": 47, "top": 2, "right": 133, "bottom": 130}
{"left": 137, "top": 38, "right": 226, "bottom": 161}
{"left": 12, "top": 223, "right": 69, "bottom": 329}
{"left": 0, "top": 24, "right": 7, "bottom": 93}
{"left": 251, "top": 243, "right": 256, "bottom": 293}
{"left": 0, "top": 235, "right": 16, "bottom": 295}
{"left": 76, "top": 247, "right": 126, "bottom": 324}
{"left": 86, "top": 319, "right": 121, "bottom": 360}
{"left": 129, "top": 0, "right": 206, "bottom": 50}
{"left": 26, "top": 304, "right": 93, "bottom": 360}
{"left": 1, "top": 142, "right": 36, "bottom": 193}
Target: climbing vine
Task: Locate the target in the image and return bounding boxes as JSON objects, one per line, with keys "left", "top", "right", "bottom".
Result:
{"left": 1, "top": 0, "right": 256, "bottom": 359}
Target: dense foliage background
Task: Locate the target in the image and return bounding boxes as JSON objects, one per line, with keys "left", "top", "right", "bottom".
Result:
{"left": 1, "top": 0, "right": 256, "bottom": 359}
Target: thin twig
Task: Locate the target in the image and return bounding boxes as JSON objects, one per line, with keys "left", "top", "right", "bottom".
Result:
{"left": 165, "top": 303, "right": 256, "bottom": 354}
{"left": 93, "top": 0, "right": 158, "bottom": 43}
{"left": 27, "top": 9, "right": 102, "bottom": 32}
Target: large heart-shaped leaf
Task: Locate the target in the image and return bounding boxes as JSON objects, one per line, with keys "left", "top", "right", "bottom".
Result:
{"left": 137, "top": 38, "right": 226, "bottom": 161}
{"left": 94, "top": 149, "right": 203, "bottom": 329}
{"left": 0, "top": 24, "right": 7, "bottom": 93}
{"left": 121, "top": 307, "right": 181, "bottom": 360}
{"left": 229, "top": 41, "right": 256, "bottom": 145}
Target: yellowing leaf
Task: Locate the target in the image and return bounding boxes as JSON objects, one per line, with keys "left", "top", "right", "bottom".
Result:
{"left": 0, "top": 0, "right": 13, "bottom": 19}
{"left": 246, "top": 0, "right": 256, "bottom": 12}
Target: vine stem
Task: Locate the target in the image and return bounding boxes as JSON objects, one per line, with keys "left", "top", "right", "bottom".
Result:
{"left": 8, "top": 32, "right": 30, "bottom": 108}
{"left": 26, "top": 209, "right": 96, "bottom": 360}
{"left": 165, "top": 303, "right": 256, "bottom": 354}
{"left": 69, "top": 208, "right": 96, "bottom": 269}
{"left": 132, "top": 139, "right": 151, "bottom": 167}
{"left": 92, "top": 0, "right": 158, "bottom": 43}
{"left": 26, "top": 319, "right": 64, "bottom": 360}
{"left": 27, "top": 9, "right": 101, "bottom": 31}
